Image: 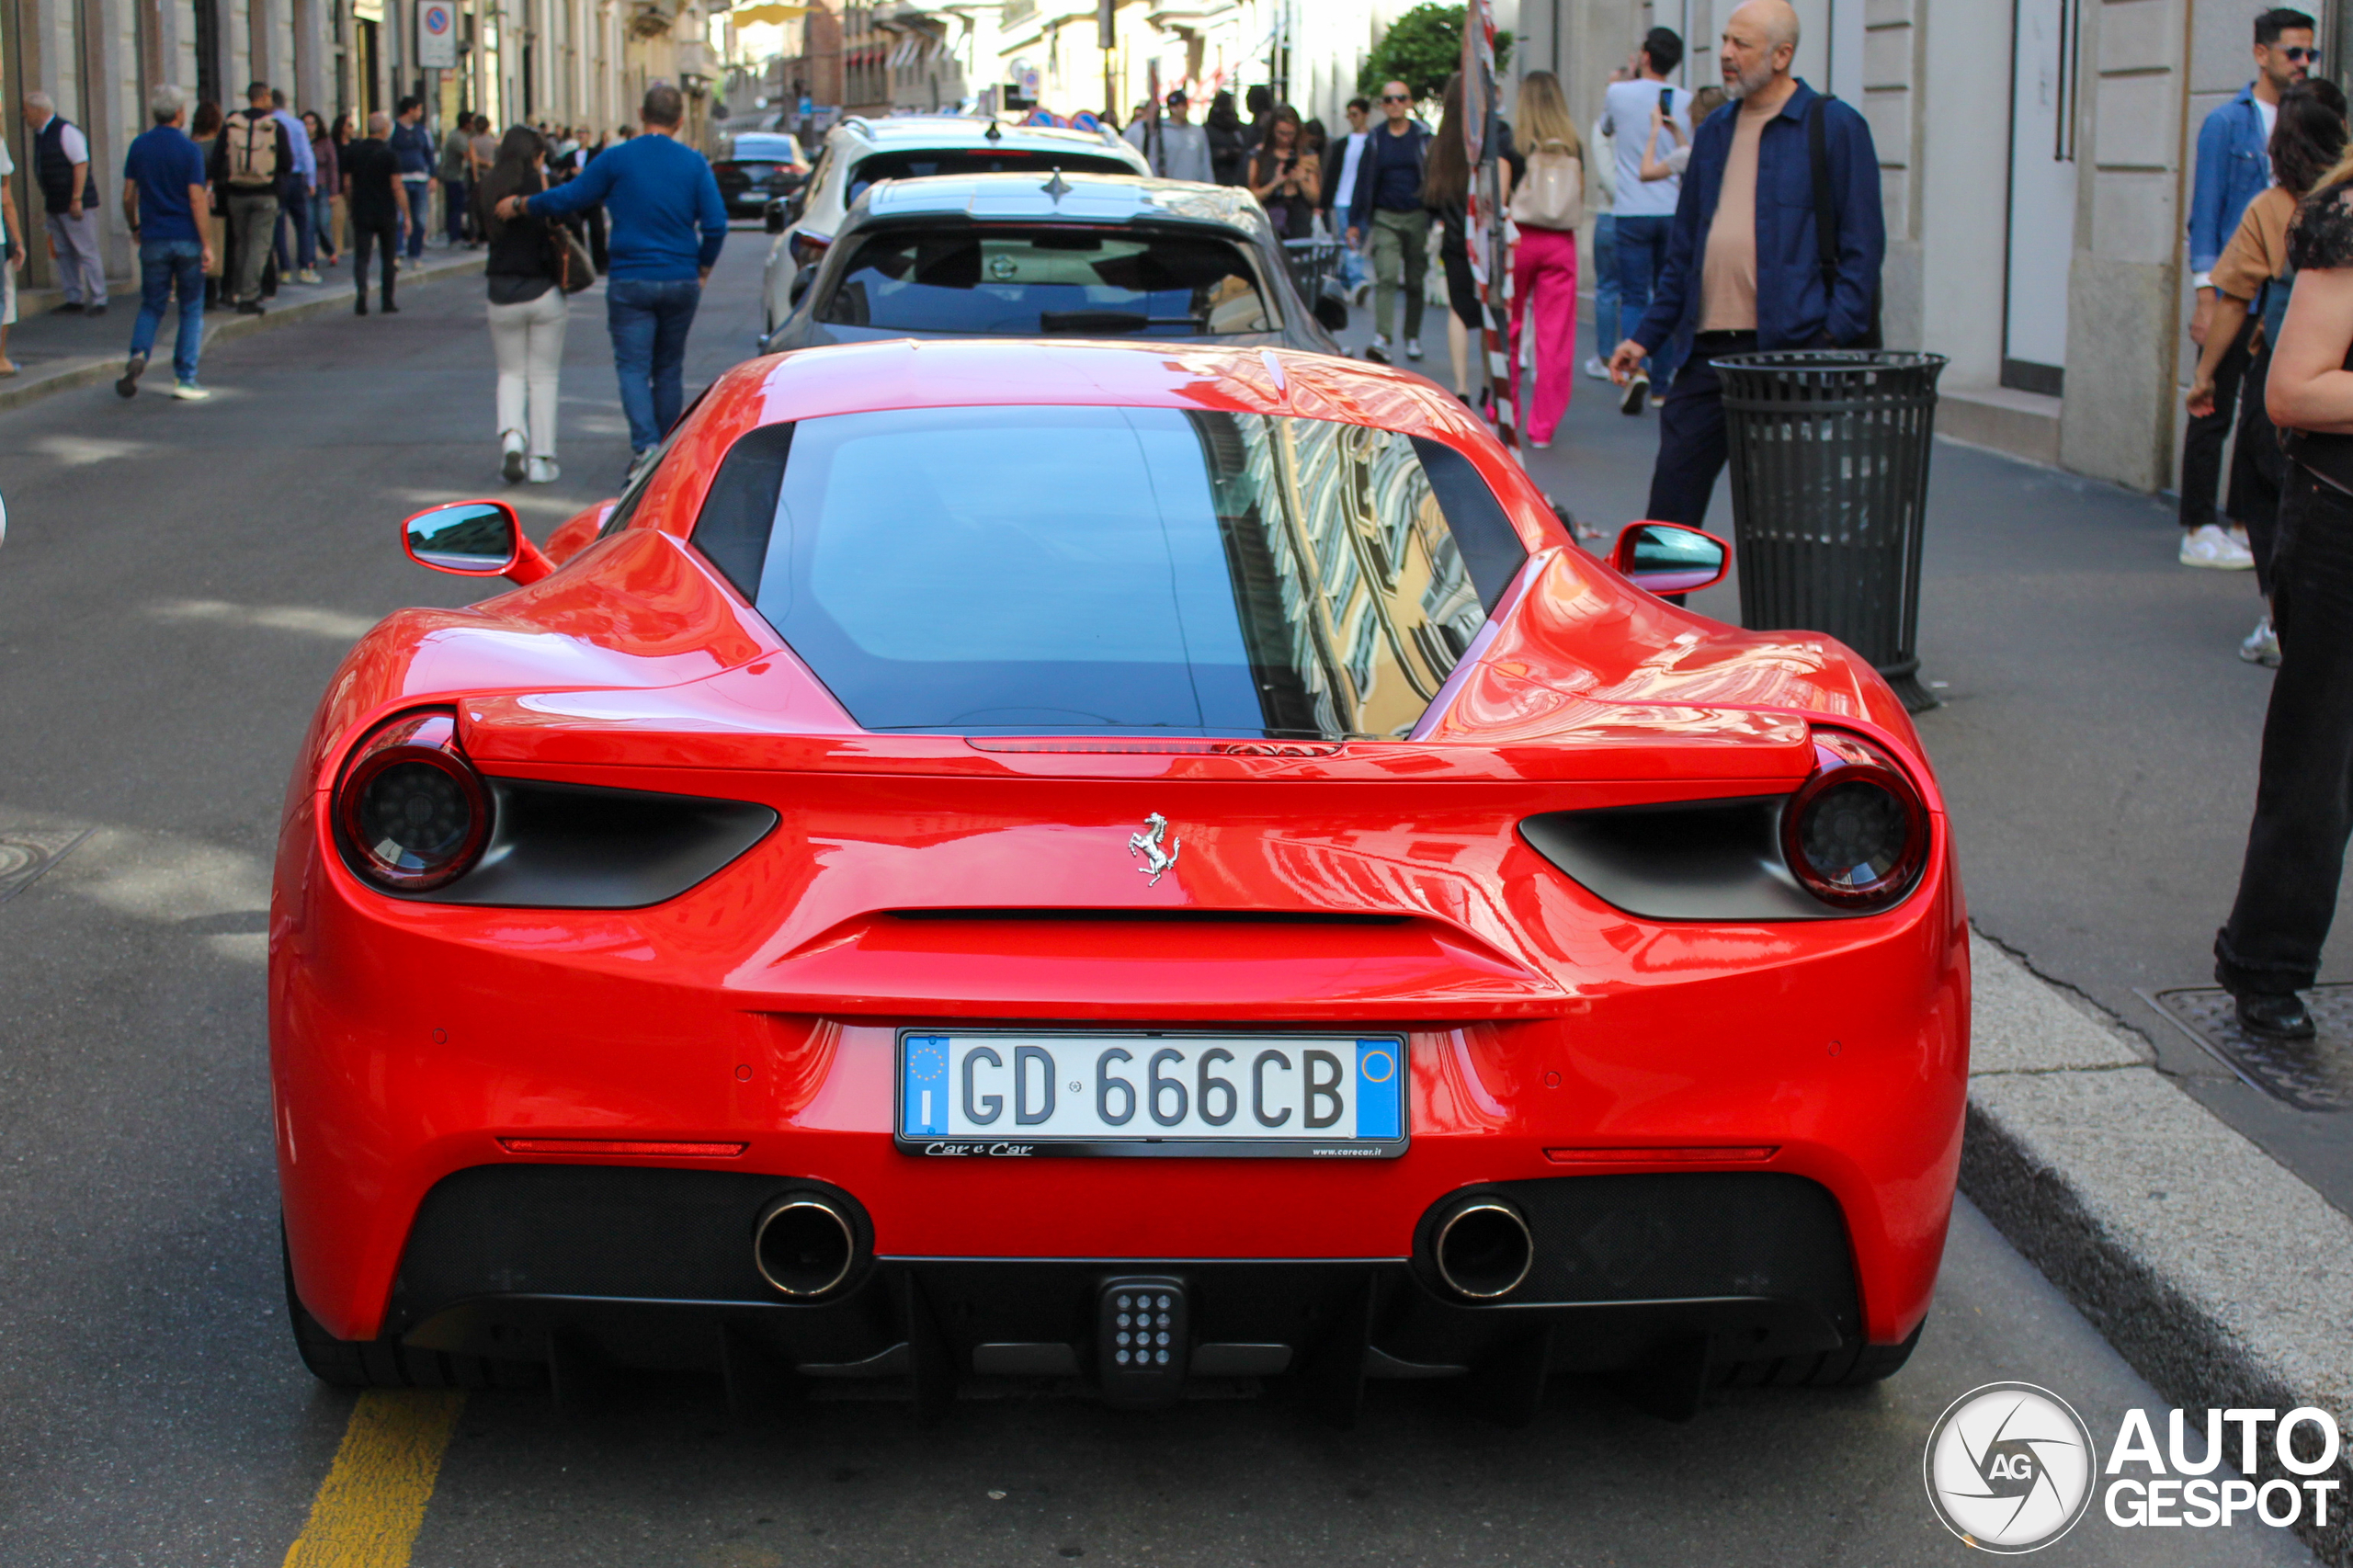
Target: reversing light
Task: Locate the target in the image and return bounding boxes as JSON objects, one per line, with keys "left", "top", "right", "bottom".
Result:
{"left": 333, "top": 710, "right": 491, "bottom": 892}
{"left": 1780, "top": 731, "right": 1929, "bottom": 911}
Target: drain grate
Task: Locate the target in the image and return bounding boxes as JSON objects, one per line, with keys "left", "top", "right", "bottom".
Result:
{"left": 0, "top": 827, "right": 91, "bottom": 907}
{"left": 2147, "top": 986, "right": 2353, "bottom": 1112}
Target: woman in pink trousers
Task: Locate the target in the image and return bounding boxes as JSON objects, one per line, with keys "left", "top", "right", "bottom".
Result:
{"left": 1509, "top": 72, "right": 1586, "bottom": 449}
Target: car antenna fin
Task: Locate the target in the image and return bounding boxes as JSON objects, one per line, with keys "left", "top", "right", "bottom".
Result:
{"left": 1042, "top": 165, "right": 1072, "bottom": 201}
{"left": 984, "top": 118, "right": 1004, "bottom": 142}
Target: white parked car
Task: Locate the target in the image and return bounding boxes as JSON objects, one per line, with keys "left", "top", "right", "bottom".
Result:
{"left": 759, "top": 114, "right": 1150, "bottom": 336}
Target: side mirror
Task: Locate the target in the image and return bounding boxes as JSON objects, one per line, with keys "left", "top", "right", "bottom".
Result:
{"left": 402, "top": 500, "right": 553, "bottom": 585}
{"left": 789, "top": 262, "right": 819, "bottom": 306}
{"left": 764, "top": 198, "right": 787, "bottom": 235}
{"left": 1313, "top": 293, "right": 1348, "bottom": 333}
{"left": 1610, "top": 520, "right": 1729, "bottom": 596}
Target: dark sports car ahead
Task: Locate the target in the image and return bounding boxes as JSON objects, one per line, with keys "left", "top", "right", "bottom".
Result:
{"left": 716, "top": 131, "right": 809, "bottom": 219}
{"left": 761, "top": 172, "right": 1344, "bottom": 355}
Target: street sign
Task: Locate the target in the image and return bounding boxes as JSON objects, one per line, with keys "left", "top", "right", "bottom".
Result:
{"left": 418, "top": 1, "right": 458, "bottom": 69}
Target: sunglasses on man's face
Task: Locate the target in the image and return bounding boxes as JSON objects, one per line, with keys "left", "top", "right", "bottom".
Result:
{"left": 2280, "top": 45, "right": 2320, "bottom": 62}
{"left": 1381, "top": 94, "right": 1411, "bottom": 103}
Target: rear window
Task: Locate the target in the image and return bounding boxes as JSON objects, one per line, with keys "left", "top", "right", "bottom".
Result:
{"left": 820, "top": 228, "right": 1270, "bottom": 336}
{"left": 690, "top": 406, "right": 1527, "bottom": 738}
{"left": 847, "top": 149, "right": 1137, "bottom": 202}
{"left": 718, "top": 161, "right": 782, "bottom": 178}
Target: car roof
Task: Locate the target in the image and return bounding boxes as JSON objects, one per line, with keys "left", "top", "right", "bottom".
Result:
{"left": 726, "top": 132, "right": 801, "bottom": 158}
{"left": 835, "top": 113, "right": 1145, "bottom": 165}
{"left": 714, "top": 339, "right": 1476, "bottom": 444}
{"left": 848, "top": 171, "right": 1272, "bottom": 237}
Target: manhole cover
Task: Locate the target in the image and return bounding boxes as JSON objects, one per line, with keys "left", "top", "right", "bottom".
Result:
{"left": 0, "top": 827, "right": 91, "bottom": 906}
{"left": 2148, "top": 986, "right": 2353, "bottom": 1112}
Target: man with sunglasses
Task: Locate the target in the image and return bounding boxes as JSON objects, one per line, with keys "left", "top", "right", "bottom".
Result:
{"left": 1346, "top": 81, "right": 1434, "bottom": 364}
{"left": 2182, "top": 7, "right": 2315, "bottom": 573}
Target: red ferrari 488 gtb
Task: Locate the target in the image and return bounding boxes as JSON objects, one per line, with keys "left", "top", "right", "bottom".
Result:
{"left": 272, "top": 339, "right": 1967, "bottom": 1422}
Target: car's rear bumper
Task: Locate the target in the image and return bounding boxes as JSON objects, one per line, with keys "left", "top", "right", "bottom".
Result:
{"left": 389, "top": 1164, "right": 1861, "bottom": 1391}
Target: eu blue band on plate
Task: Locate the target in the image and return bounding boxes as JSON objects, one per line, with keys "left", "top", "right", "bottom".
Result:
{"left": 904, "top": 1035, "right": 949, "bottom": 1135}
{"left": 1355, "top": 1040, "right": 1401, "bottom": 1139}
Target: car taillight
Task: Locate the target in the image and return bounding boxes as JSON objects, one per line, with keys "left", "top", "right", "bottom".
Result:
{"left": 1780, "top": 731, "right": 1929, "bottom": 911}
{"left": 333, "top": 710, "right": 490, "bottom": 892}
{"left": 790, "top": 232, "right": 830, "bottom": 267}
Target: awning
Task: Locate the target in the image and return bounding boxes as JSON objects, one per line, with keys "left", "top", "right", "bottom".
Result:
{"left": 728, "top": 1, "right": 809, "bottom": 21}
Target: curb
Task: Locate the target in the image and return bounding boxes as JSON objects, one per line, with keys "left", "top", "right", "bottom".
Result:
{"left": 1961, "top": 932, "right": 2353, "bottom": 1563}
{"left": 0, "top": 253, "right": 486, "bottom": 416}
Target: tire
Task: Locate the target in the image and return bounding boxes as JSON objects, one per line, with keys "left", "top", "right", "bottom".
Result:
{"left": 283, "top": 1239, "right": 546, "bottom": 1391}
{"left": 1712, "top": 1319, "right": 1924, "bottom": 1391}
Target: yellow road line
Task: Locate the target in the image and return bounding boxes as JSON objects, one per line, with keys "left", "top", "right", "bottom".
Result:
{"left": 282, "top": 1390, "right": 467, "bottom": 1568}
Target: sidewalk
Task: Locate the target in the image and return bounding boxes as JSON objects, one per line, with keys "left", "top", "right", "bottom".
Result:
{"left": 1325, "top": 297, "right": 2353, "bottom": 1562}
{"left": 1, "top": 243, "right": 485, "bottom": 413}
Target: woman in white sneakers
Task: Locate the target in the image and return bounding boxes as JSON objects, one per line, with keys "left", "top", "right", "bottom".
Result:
{"left": 473, "top": 126, "right": 567, "bottom": 483}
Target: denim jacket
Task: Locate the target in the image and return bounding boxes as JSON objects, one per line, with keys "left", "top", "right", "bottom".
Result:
{"left": 1631, "top": 81, "right": 1884, "bottom": 353}
{"left": 2189, "top": 85, "right": 2274, "bottom": 278}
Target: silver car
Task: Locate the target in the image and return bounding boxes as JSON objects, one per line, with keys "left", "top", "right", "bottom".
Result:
{"left": 761, "top": 171, "right": 1347, "bottom": 356}
{"left": 759, "top": 114, "right": 1151, "bottom": 336}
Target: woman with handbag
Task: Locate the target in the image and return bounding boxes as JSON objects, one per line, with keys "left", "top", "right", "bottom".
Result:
{"left": 474, "top": 126, "right": 570, "bottom": 484}
{"left": 1422, "top": 74, "right": 1520, "bottom": 413}
{"left": 1507, "top": 71, "right": 1586, "bottom": 449}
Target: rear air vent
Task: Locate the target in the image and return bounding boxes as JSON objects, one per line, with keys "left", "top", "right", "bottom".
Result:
{"left": 885, "top": 908, "right": 1408, "bottom": 926}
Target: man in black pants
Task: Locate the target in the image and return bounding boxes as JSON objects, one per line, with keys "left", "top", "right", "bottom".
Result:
{"left": 1606, "top": 0, "right": 1881, "bottom": 527}
{"left": 342, "top": 111, "right": 407, "bottom": 314}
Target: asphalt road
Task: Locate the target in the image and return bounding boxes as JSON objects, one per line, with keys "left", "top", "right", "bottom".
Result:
{"left": 0, "top": 242, "right": 2317, "bottom": 1565}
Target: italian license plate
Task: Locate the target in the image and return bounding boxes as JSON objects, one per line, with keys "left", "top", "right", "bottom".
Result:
{"left": 895, "top": 1030, "right": 1407, "bottom": 1158}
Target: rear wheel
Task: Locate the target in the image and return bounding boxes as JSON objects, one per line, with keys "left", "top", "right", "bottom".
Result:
{"left": 1712, "top": 1320, "right": 1924, "bottom": 1391}
{"left": 283, "top": 1239, "right": 545, "bottom": 1390}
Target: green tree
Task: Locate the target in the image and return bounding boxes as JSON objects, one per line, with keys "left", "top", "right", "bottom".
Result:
{"left": 1356, "top": 4, "right": 1515, "bottom": 105}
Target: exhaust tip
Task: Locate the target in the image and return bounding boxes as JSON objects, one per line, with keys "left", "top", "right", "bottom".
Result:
{"left": 1434, "top": 1199, "right": 1533, "bottom": 1300}
{"left": 754, "top": 1194, "right": 858, "bottom": 1298}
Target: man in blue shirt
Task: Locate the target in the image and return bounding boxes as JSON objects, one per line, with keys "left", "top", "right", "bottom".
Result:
{"left": 501, "top": 83, "right": 726, "bottom": 473}
{"left": 116, "top": 84, "right": 214, "bottom": 399}
{"left": 2179, "top": 7, "right": 2313, "bottom": 572}
{"left": 389, "top": 97, "right": 436, "bottom": 260}
{"left": 1607, "top": 0, "right": 1881, "bottom": 527}
{"left": 270, "top": 86, "right": 320, "bottom": 282}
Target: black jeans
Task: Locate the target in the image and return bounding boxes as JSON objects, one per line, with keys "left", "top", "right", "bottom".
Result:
{"left": 2228, "top": 348, "right": 2287, "bottom": 596}
{"left": 1643, "top": 330, "right": 1758, "bottom": 527}
{"left": 2181, "top": 314, "right": 2258, "bottom": 532}
{"left": 2216, "top": 462, "right": 2353, "bottom": 994}
{"left": 351, "top": 217, "right": 399, "bottom": 304}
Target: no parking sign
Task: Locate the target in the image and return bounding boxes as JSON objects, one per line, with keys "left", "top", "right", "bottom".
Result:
{"left": 418, "top": 0, "right": 457, "bottom": 68}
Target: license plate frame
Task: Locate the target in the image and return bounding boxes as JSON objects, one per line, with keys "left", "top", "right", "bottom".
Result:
{"left": 893, "top": 1028, "right": 1409, "bottom": 1159}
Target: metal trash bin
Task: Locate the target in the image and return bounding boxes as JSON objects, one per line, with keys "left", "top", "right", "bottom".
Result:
{"left": 1711, "top": 350, "right": 1948, "bottom": 712}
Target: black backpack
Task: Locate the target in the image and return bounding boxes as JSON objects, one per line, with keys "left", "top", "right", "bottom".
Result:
{"left": 1808, "top": 94, "right": 1882, "bottom": 349}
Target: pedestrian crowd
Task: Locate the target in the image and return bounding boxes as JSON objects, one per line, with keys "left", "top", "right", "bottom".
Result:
{"left": 0, "top": 74, "right": 718, "bottom": 489}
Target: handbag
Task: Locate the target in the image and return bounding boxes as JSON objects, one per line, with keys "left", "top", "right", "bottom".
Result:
{"left": 547, "top": 222, "right": 596, "bottom": 293}
{"left": 1510, "top": 141, "right": 1583, "bottom": 231}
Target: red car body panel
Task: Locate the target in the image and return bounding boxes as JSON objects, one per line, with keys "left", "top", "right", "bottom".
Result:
{"left": 272, "top": 340, "right": 1967, "bottom": 1361}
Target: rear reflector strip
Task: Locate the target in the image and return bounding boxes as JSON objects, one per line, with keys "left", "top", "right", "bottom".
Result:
{"left": 498, "top": 1138, "right": 748, "bottom": 1157}
{"left": 1543, "top": 1145, "right": 1779, "bottom": 1165}
{"left": 968, "top": 738, "right": 1343, "bottom": 756}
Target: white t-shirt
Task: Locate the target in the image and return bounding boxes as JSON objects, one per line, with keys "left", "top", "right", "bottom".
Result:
{"left": 1588, "top": 115, "right": 1614, "bottom": 212}
{"left": 31, "top": 115, "right": 89, "bottom": 167}
{"left": 2257, "top": 96, "right": 2279, "bottom": 186}
{"left": 1601, "top": 79, "right": 1688, "bottom": 217}
{"left": 1332, "top": 130, "right": 1370, "bottom": 212}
